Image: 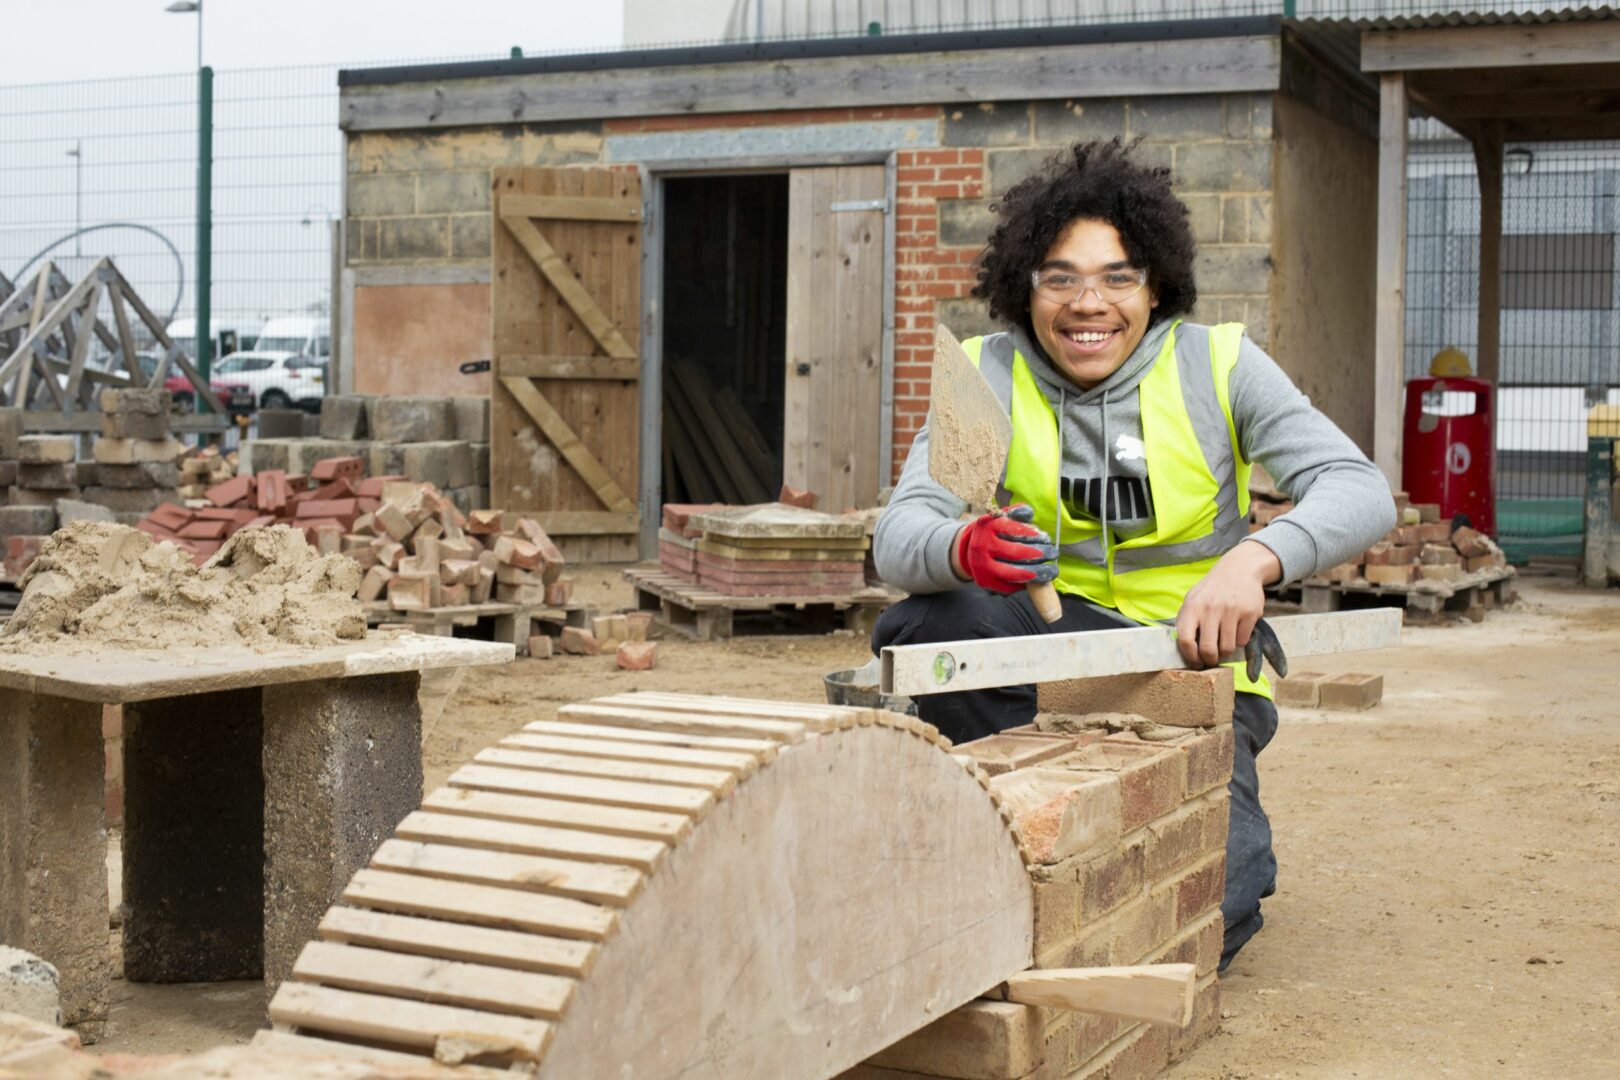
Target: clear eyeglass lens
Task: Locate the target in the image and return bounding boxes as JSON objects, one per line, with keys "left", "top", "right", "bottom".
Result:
{"left": 1033, "top": 270, "right": 1146, "bottom": 304}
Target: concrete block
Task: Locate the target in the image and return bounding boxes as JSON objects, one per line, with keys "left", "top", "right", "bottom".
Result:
{"left": 100, "top": 411, "right": 169, "bottom": 441}
{"left": 1128, "top": 95, "right": 1225, "bottom": 142}
{"left": 52, "top": 500, "right": 114, "bottom": 527}
{"left": 8, "top": 487, "right": 62, "bottom": 508}
{"left": 445, "top": 485, "right": 483, "bottom": 517}
{"left": 17, "top": 463, "right": 77, "bottom": 491}
{"left": 471, "top": 442, "right": 490, "bottom": 487}
{"left": 0, "top": 505, "right": 54, "bottom": 538}
{"left": 16, "top": 436, "right": 75, "bottom": 465}
{"left": 1174, "top": 141, "right": 1271, "bottom": 192}
{"left": 1038, "top": 667, "right": 1234, "bottom": 729}
{"left": 0, "top": 460, "right": 14, "bottom": 486}
{"left": 1032, "top": 98, "right": 1126, "bottom": 144}
{"left": 417, "top": 170, "right": 490, "bottom": 214}
{"left": 942, "top": 101, "right": 1030, "bottom": 147}
{"left": 370, "top": 396, "right": 454, "bottom": 443}
{"left": 936, "top": 297, "right": 1000, "bottom": 339}
{"left": 401, "top": 440, "right": 473, "bottom": 490}
{"left": 319, "top": 395, "right": 370, "bottom": 440}
{"left": 242, "top": 439, "right": 289, "bottom": 474}
{"left": 367, "top": 442, "right": 408, "bottom": 479}
{"left": 937, "top": 198, "right": 997, "bottom": 248}
{"left": 1193, "top": 244, "right": 1271, "bottom": 296}
{"left": 985, "top": 147, "right": 1051, "bottom": 196}
{"left": 451, "top": 396, "right": 490, "bottom": 442}
{"left": 0, "top": 946, "right": 61, "bottom": 1027}
{"left": 0, "top": 407, "right": 22, "bottom": 458}
{"left": 261, "top": 672, "right": 422, "bottom": 989}
{"left": 0, "top": 693, "right": 110, "bottom": 1034}
{"left": 79, "top": 487, "right": 177, "bottom": 514}
{"left": 93, "top": 437, "right": 186, "bottom": 465}
{"left": 288, "top": 439, "right": 372, "bottom": 477}
{"left": 345, "top": 173, "right": 417, "bottom": 217}
{"left": 94, "top": 463, "right": 179, "bottom": 490}
{"left": 1318, "top": 672, "right": 1384, "bottom": 711}
{"left": 122, "top": 689, "right": 264, "bottom": 983}
{"left": 255, "top": 409, "right": 307, "bottom": 439}
{"left": 99, "top": 387, "right": 166, "bottom": 415}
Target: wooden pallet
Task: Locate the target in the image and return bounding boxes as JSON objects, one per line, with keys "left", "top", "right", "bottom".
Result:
{"left": 624, "top": 566, "right": 900, "bottom": 641}
{"left": 365, "top": 601, "right": 535, "bottom": 654}
{"left": 1296, "top": 566, "right": 1517, "bottom": 622}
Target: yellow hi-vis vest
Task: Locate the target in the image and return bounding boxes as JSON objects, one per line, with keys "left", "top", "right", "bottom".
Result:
{"left": 962, "top": 321, "right": 1271, "bottom": 698}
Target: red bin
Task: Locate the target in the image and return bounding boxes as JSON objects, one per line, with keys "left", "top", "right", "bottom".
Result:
{"left": 1402, "top": 376, "right": 1495, "bottom": 536}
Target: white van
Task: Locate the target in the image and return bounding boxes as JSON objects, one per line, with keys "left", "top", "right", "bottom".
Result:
{"left": 253, "top": 315, "right": 329, "bottom": 361}
{"left": 165, "top": 318, "right": 245, "bottom": 363}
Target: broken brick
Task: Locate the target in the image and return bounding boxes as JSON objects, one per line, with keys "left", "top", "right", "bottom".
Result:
{"left": 615, "top": 640, "right": 658, "bottom": 671}
{"left": 205, "top": 474, "right": 252, "bottom": 507}
{"left": 559, "top": 626, "right": 600, "bottom": 655}
{"left": 527, "top": 634, "right": 554, "bottom": 659}
{"left": 777, "top": 484, "right": 818, "bottom": 509}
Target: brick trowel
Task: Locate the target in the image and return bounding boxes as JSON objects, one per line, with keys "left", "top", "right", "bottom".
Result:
{"left": 929, "top": 324, "right": 1063, "bottom": 623}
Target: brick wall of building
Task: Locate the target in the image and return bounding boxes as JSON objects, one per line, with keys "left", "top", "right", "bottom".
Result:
{"left": 344, "top": 93, "right": 1274, "bottom": 489}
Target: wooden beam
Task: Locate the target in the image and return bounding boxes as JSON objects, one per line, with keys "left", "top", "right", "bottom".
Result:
{"left": 1363, "top": 21, "right": 1620, "bottom": 73}
{"left": 1472, "top": 125, "right": 1503, "bottom": 387}
{"left": 499, "top": 376, "right": 636, "bottom": 513}
{"left": 109, "top": 285, "right": 143, "bottom": 381}
{"left": 341, "top": 36, "right": 1281, "bottom": 132}
{"left": 500, "top": 214, "right": 635, "bottom": 360}
{"left": 1004, "top": 965, "right": 1197, "bottom": 1027}
{"left": 1374, "top": 72, "right": 1408, "bottom": 487}
{"left": 1416, "top": 86, "right": 1620, "bottom": 120}
{"left": 499, "top": 354, "right": 639, "bottom": 380}
{"left": 63, "top": 279, "right": 102, "bottom": 402}
{"left": 1411, "top": 62, "right": 1620, "bottom": 97}
{"left": 1496, "top": 114, "right": 1620, "bottom": 142}
{"left": 527, "top": 510, "right": 640, "bottom": 536}
{"left": 500, "top": 194, "right": 641, "bottom": 222}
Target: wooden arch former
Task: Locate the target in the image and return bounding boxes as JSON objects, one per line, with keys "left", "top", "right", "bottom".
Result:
{"left": 264, "top": 692, "right": 1035, "bottom": 1078}
{"left": 491, "top": 167, "right": 642, "bottom": 563}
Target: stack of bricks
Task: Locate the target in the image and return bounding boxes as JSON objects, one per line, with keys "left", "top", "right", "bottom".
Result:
{"left": 357, "top": 500, "right": 568, "bottom": 614}
{"left": 1274, "top": 671, "right": 1384, "bottom": 711}
{"left": 175, "top": 446, "right": 239, "bottom": 501}
{"left": 659, "top": 502, "right": 870, "bottom": 597}
{"left": 1306, "top": 493, "right": 1508, "bottom": 590}
{"left": 133, "top": 456, "right": 388, "bottom": 565}
{"left": 849, "top": 667, "right": 1234, "bottom": 1080}
{"left": 84, "top": 389, "right": 185, "bottom": 519}
{"left": 247, "top": 394, "right": 490, "bottom": 514}
{"left": 551, "top": 611, "right": 657, "bottom": 669}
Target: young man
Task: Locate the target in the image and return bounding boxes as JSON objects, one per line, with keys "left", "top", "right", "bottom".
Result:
{"left": 872, "top": 139, "right": 1395, "bottom": 968}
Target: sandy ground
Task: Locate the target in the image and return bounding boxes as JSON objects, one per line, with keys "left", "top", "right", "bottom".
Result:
{"left": 83, "top": 570, "right": 1619, "bottom": 1077}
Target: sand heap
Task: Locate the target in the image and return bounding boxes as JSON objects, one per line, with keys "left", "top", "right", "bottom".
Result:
{"left": 1, "top": 521, "right": 365, "bottom": 651}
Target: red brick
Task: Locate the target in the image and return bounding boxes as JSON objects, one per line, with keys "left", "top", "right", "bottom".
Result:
{"left": 1078, "top": 833, "right": 1146, "bottom": 920}
{"left": 357, "top": 474, "right": 409, "bottom": 498}
{"left": 296, "top": 498, "right": 360, "bottom": 524}
{"left": 1143, "top": 793, "right": 1228, "bottom": 881}
{"left": 1318, "top": 672, "right": 1383, "bottom": 711}
{"left": 615, "top": 640, "right": 657, "bottom": 671}
{"left": 560, "top": 626, "right": 599, "bottom": 656}
{"left": 1038, "top": 667, "right": 1233, "bottom": 729}
{"left": 3, "top": 535, "right": 44, "bottom": 579}
{"left": 148, "top": 503, "right": 193, "bottom": 531}
{"left": 177, "top": 519, "right": 229, "bottom": 541}
{"left": 256, "top": 470, "right": 289, "bottom": 512}
{"left": 1172, "top": 852, "right": 1227, "bottom": 928}
{"left": 1177, "top": 724, "right": 1234, "bottom": 796}
{"left": 205, "top": 474, "right": 251, "bottom": 507}
{"left": 310, "top": 455, "right": 364, "bottom": 483}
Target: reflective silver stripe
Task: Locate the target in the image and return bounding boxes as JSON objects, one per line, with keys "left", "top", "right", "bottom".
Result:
{"left": 1113, "top": 324, "right": 1246, "bottom": 574}
{"left": 976, "top": 332, "right": 1018, "bottom": 411}
{"left": 1061, "top": 537, "right": 1106, "bottom": 565}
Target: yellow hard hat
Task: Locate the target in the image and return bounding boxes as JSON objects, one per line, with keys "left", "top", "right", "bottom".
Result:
{"left": 1429, "top": 347, "right": 1472, "bottom": 378}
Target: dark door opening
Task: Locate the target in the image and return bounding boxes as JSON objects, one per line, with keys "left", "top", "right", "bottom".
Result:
{"left": 660, "top": 173, "right": 789, "bottom": 507}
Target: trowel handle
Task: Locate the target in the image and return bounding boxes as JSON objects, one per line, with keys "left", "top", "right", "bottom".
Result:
{"left": 1027, "top": 581, "right": 1063, "bottom": 623}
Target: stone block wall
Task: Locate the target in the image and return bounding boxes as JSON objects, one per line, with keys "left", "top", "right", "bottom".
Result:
{"left": 345, "top": 95, "right": 1273, "bottom": 487}
{"left": 844, "top": 669, "right": 1235, "bottom": 1080}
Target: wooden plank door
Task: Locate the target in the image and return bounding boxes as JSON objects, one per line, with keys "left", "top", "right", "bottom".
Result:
{"left": 491, "top": 166, "right": 642, "bottom": 563}
{"left": 784, "top": 166, "right": 886, "bottom": 511}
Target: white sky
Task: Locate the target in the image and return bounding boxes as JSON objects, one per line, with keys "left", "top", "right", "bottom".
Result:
{"left": 0, "top": 0, "right": 626, "bottom": 86}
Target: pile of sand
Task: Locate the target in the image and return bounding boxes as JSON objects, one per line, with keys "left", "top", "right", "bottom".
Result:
{"left": 1, "top": 522, "right": 366, "bottom": 652}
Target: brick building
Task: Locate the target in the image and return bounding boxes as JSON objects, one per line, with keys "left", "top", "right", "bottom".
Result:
{"left": 337, "top": 18, "right": 1379, "bottom": 557}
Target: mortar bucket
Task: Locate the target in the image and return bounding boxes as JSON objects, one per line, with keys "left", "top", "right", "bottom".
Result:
{"left": 824, "top": 657, "right": 918, "bottom": 716}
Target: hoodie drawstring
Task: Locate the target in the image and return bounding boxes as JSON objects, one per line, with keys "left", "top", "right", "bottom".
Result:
{"left": 1100, "top": 388, "right": 1111, "bottom": 566}
{"left": 1054, "top": 388, "right": 1065, "bottom": 558}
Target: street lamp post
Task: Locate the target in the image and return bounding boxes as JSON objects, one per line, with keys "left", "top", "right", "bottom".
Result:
{"left": 166, "top": 0, "right": 211, "bottom": 421}
{"left": 66, "top": 141, "right": 82, "bottom": 257}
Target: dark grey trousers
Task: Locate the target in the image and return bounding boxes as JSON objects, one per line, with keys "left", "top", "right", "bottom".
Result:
{"left": 871, "top": 585, "right": 1279, "bottom": 967}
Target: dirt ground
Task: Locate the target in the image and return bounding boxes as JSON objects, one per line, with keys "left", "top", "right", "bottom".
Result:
{"left": 85, "top": 570, "right": 1619, "bottom": 1077}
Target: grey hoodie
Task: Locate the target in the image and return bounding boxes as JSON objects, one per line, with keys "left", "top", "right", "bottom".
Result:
{"left": 873, "top": 320, "right": 1396, "bottom": 595}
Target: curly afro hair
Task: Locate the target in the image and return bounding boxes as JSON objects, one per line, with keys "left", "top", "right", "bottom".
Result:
{"left": 973, "top": 138, "right": 1198, "bottom": 333}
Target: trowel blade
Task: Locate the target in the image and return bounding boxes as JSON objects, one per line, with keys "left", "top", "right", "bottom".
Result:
{"left": 927, "top": 324, "right": 1012, "bottom": 513}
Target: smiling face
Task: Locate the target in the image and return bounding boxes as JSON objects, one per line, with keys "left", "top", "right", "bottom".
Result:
{"left": 1028, "top": 218, "right": 1158, "bottom": 390}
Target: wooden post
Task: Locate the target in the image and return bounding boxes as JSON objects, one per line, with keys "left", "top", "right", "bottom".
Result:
{"left": 1472, "top": 124, "right": 1503, "bottom": 386}
{"left": 1375, "top": 72, "right": 1409, "bottom": 487}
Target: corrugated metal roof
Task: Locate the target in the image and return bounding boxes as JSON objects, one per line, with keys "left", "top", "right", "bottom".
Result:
{"left": 1309, "top": 4, "right": 1620, "bottom": 29}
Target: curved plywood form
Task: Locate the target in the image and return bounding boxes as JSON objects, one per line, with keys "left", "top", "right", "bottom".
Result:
{"left": 268, "top": 693, "right": 1033, "bottom": 1078}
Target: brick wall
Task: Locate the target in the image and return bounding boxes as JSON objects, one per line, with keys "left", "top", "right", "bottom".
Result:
{"left": 843, "top": 668, "right": 1236, "bottom": 1080}
{"left": 345, "top": 93, "right": 1274, "bottom": 489}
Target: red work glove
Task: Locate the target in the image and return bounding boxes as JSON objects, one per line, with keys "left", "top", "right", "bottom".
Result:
{"left": 955, "top": 504, "right": 1058, "bottom": 594}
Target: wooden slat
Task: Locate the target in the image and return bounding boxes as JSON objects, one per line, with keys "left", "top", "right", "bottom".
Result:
{"left": 318, "top": 905, "right": 597, "bottom": 978}
{"left": 595, "top": 692, "right": 860, "bottom": 729}
{"left": 669, "top": 360, "right": 769, "bottom": 503}
{"left": 1374, "top": 72, "right": 1408, "bottom": 486}
{"left": 449, "top": 763, "right": 715, "bottom": 815}
{"left": 395, "top": 810, "right": 667, "bottom": 872}
{"left": 500, "top": 214, "right": 634, "bottom": 359}
{"left": 268, "top": 981, "right": 553, "bottom": 1063}
{"left": 293, "top": 941, "right": 575, "bottom": 1019}
{"left": 530, "top": 510, "right": 640, "bottom": 536}
{"left": 250, "top": 1030, "right": 513, "bottom": 1078}
{"left": 113, "top": 271, "right": 228, "bottom": 414}
{"left": 343, "top": 867, "right": 617, "bottom": 941}
{"left": 500, "top": 354, "right": 640, "bottom": 380}
{"left": 474, "top": 746, "right": 736, "bottom": 793}
{"left": 501, "top": 193, "right": 641, "bottom": 222}
{"left": 501, "top": 376, "right": 636, "bottom": 512}
{"left": 371, "top": 838, "right": 644, "bottom": 907}
{"left": 62, "top": 279, "right": 102, "bottom": 402}
{"left": 501, "top": 731, "right": 761, "bottom": 777}
{"left": 559, "top": 702, "right": 810, "bottom": 741}
{"left": 108, "top": 284, "right": 142, "bottom": 381}
{"left": 523, "top": 719, "right": 780, "bottom": 758}
{"left": 422, "top": 786, "right": 690, "bottom": 842}
{"left": 1362, "top": 20, "right": 1620, "bottom": 73}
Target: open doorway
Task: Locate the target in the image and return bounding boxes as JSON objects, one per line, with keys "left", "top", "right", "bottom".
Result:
{"left": 659, "top": 173, "right": 789, "bottom": 506}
